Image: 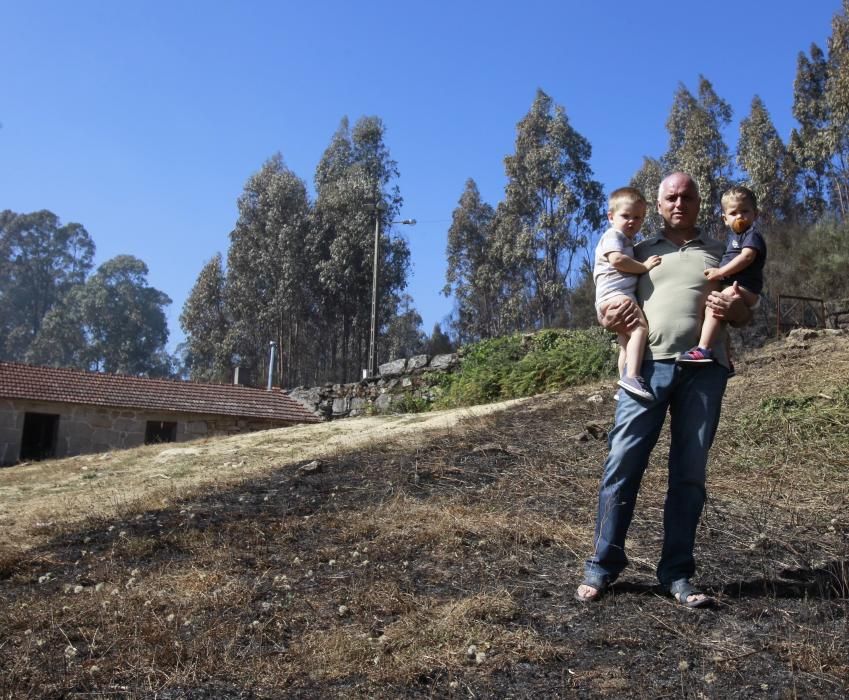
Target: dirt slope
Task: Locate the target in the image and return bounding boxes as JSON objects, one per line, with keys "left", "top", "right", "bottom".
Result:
{"left": 0, "top": 397, "right": 531, "bottom": 551}
{"left": 1, "top": 330, "right": 848, "bottom": 699}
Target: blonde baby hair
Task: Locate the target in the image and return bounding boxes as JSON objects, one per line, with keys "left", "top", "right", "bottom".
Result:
{"left": 608, "top": 186, "right": 647, "bottom": 213}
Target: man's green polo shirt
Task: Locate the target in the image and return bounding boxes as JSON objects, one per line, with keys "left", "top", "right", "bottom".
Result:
{"left": 633, "top": 232, "right": 728, "bottom": 367}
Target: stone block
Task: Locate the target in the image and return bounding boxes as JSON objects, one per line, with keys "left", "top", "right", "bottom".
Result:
{"left": 0, "top": 418, "right": 18, "bottom": 457}
{"left": 289, "top": 386, "right": 323, "bottom": 412}
{"left": 407, "top": 354, "right": 428, "bottom": 371}
{"left": 430, "top": 353, "right": 459, "bottom": 370}
{"left": 374, "top": 393, "right": 392, "bottom": 412}
{"left": 0, "top": 409, "right": 18, "bottom": 430}
{"left": 112, "top": 418, "right": 142, "bottom": 432}
{"left": 0, "top": 428, "right": 20, "bottom": 446}
{"left": 89, "top": 412, "right": 115, "bottom": 429}
{"left": 91, "top": 428, "right": 119, "bottom": 447}
{"left": 332, "top": 397, "right": 350, "bottom": 416}
{"left": 184, "top": 421, "right": 209, "bottom": 437}
{"left": 378, "top": 358, "right": 407, "bottom": 376}
{"left": 788, "top": 328, "right": 819, "bottom": 341}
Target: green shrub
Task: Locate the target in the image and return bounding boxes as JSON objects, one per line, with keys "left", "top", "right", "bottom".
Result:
{"left": 434, "top": 327, "right": 617, "bottom": 409}
{"left": 391, "top": 393, "right": 430, "bottom": 414}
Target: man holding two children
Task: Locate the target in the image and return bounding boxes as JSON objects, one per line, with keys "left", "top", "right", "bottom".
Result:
{"left": 577, "top": 172, "right": 753, "bottom": 607}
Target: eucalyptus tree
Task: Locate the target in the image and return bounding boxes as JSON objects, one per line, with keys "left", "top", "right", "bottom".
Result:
{"left": 179, "top": 253, "right": 231, "bottom": 383}
{"left": 383, "top": 293, "right": 425, "bottom": 362}
{"left": 662, "top": 76, "right": 734, "bottom": 235}
{"left": 76, "top": 255, "right": 172, "bottom": 376}
{"left": 0, "top": 210, "right": 94, "bottom": 360}
{"left": 564, "top": 260, "right": 598, "bottom": 330}
{"left": 443, "top": 178, "right": 503, "bottom": 343}
{"left": 629, "top": 157, "right": 664, "bottom": 236}
{"left": 737, "top": 96, "right": 798, "bottom": 223}
{"left": 226, "top": 154, "right": 312, "bottom": 387}
{"left": 311, "top": 116, "right": 409, "bottom": 381}
{"left": 26, "top": 293, "right": 88, "bottom": 369}
{"left": 27, "top": 258, "right": 173, "bottom": 377}
{"left": 789, "top": 44, "right": 831, "bottom": 220}
{"left": 497, "top": 89, "right": 604, "bottom": 329}
{"left": 488, "top": 207, "right": 533, "bottom": 334}
{"left": 311, "top": 166, "right": 372, "bottom": 380}
{"left": 825, "top": 0, "right": 849, "bottom": 215}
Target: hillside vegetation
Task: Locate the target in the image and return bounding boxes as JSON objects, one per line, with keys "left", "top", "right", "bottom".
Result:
{"left": 435, "top": 327, "right": 616, "bottom": 409}
{"left": 1, "top": 330, "right": 849, "bottom": 698}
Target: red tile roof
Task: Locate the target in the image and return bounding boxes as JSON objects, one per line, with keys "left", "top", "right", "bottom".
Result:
{"left": 0, "top": 362, "right": 321, "bottom": 424}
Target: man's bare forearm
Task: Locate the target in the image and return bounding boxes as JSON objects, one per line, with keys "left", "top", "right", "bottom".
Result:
{"left": 706, "top": 283, "right": 752, "bottom": 326}
{"left": 601, "top": 297, "right": 641, "bottom": 333}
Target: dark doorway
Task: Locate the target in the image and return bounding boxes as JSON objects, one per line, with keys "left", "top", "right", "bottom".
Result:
{"left": 145, "top": 420, "right": 177, "bottom": 444}
{"left": 20, "top": 412, "right": 60, "bottom": 462}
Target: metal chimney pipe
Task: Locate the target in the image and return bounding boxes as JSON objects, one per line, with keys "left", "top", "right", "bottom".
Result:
{"left": 234, "top": 366, "right": 240, "bottom": 385}
{"left": 267, "top": 341, "right": 277, "bottom": 390}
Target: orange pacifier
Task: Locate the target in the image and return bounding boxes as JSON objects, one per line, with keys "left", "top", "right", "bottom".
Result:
{"left": 731, "top": 219, "right": 750, "bottom": 234}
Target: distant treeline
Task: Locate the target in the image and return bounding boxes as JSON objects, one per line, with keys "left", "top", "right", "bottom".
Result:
{"left": 179, "top": 116, "right": 452, "bottom": 389}
{"left": 0, "top": 209, "right": 173, "bottom": 376}
{"left": 442, "top": 3, "right": 849, "bottom": 342}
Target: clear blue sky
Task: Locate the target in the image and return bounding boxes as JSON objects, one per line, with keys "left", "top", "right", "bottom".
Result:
{"left": 1, "top": 1, "right": 840, "bottom": 352}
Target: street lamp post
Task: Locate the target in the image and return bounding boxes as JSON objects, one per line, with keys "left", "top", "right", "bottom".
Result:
{"left": 367, "top": 211, "right": 416, "bottom": 377}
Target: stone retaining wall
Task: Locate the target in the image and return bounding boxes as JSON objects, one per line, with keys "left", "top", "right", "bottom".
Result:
{"left": 288, "top": 352, "right": 460, "bottom": 420}
{"left": 827, "top": 298, "right": 849, "bottom": 330}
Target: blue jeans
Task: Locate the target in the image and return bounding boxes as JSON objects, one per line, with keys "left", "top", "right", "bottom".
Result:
{"left": 584, "top": 360, "right": 727, "bottom": 587}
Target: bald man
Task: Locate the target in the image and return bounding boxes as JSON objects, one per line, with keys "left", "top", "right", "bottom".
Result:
{"left": 576, "top": 173, "right": 751, "bottom": 607}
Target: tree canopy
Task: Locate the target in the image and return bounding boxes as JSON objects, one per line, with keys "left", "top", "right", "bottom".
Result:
{"left": 0, "top": 210, "right": 94, "bottom": 360}
{"left": 0, "top": 210, "right": 173, "bottom": 377}
{"left": 662, "top": 76, "right": 734, "bottom": 235}
{"left": 444, "top": 91, "right": 604, "bottom": 339}
{"left": 181, "top": 116, "right": 415, "bottom": 387}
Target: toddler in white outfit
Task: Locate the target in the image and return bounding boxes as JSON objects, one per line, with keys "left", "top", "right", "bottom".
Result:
{"left": 593, "top": 187, "right": 661, "bottom": 400}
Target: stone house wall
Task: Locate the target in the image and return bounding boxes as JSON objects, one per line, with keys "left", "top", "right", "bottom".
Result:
{"left": 288, "top": 352, "right": 460, "bottom": 420}
{"left": 0, "top": 398, "right": 290, "bottom": 466}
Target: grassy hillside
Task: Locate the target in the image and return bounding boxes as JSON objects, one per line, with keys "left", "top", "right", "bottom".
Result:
{"left": 1, "top": 330, "right": 848, "bottom": 698}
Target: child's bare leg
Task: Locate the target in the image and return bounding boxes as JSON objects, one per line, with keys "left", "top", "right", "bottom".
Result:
{"left": 697, "top": 286, "right": 744, "bottom": 350}
{"left": 736, "top": 286, "right": 759, "bottom": 307}
{"left": 600, "top": 296, "right": 650, "bottom": 384}
{"left": 624, "top": 324, "right": 648, "bottom": 378}
{"left": 622, "top": 305, "right": 649, "bottom": 379}
{"left": 697, "top": 310, "right": 722, "bottom": 350}
{"left": 615, "top": 305, "right": 655, "bottom": 400}
{"left": 616, "top": 336, "right": 627, "bottom": 377}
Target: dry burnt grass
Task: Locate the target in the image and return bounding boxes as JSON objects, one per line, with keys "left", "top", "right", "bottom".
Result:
{"left": 2, "top": 332, "right": 849, "bottom": 699}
